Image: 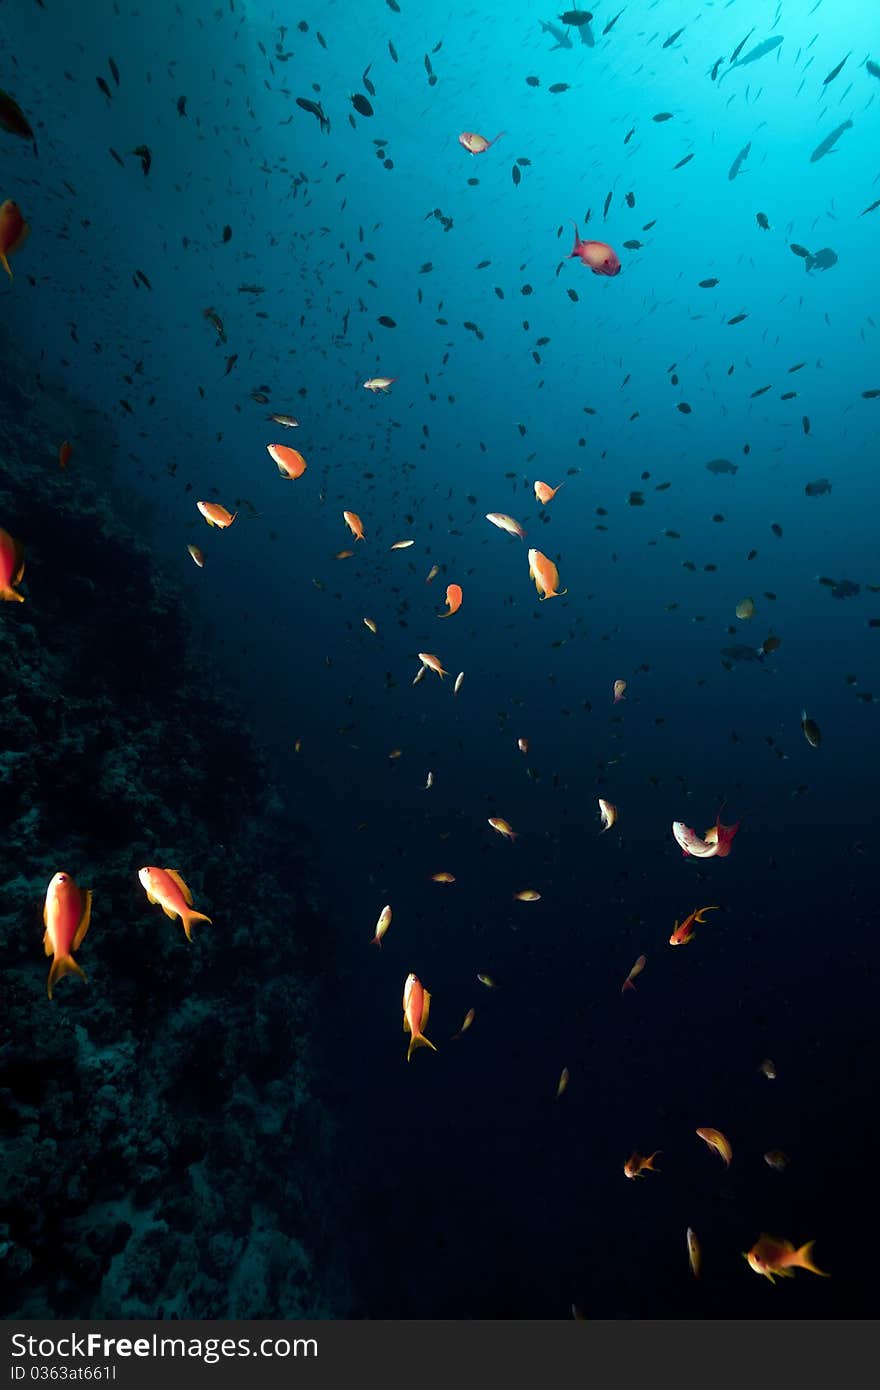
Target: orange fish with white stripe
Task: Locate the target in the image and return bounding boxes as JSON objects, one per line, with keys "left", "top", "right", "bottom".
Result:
{"left": 42, "top": 872, "right": 92, "bottom": 999}
{"left": 138, "top": 866, "right": 212, "bottom": 942}
{"left": 403, "top": 973, "right": 437, "bottom": 1061}
{"left": 528, "top": 548, "right": 567, "bottom": 600}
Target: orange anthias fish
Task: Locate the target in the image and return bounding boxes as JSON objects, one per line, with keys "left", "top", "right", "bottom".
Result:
{"left": 343, "top": 509, "right": 365, "bottom": 540}
{"left": 43, "top": 872, "right": 92, "bottom": 1000}
{"left": 696, "top": 1127, "right": 733, "bottom": 1167}
{"left": 418, "top": 651, "right": 448, "bottom": 679}
{"left": 745, "top": 1235, "right": 829, "bottom": 1284}
{"left": 486, "top": 511, "right": 525, "bottom": 539}
{"left": 197, "top": 500, "right": 237, "bottom": 528}
{"left": 528, "top": 548, "right": 567, "bottom": 600}
{"left": 458, "top": 130, "right": 504, "bottom": 154}
{"left": 403, "top": 972, "right": 437, "bottom": 1061}
{"left": 534, "top": 480, "right": 563, "bottom": 505}
{"left": 138, "top": 866, "right": 212, "bottom": 941}
{"left": 0, "top": 199, "right": 30, "bottom": 280}
{"left": 437, "top": 583, "right": 462, "bottom": 617}
{"left": 624, "top": 1150, "right": 660, "bottom": 1179}
{"left": 58, "top": 440, "right": 72, "bottom": 471}
{"left": 363, "top": 376, "right": 396, "bottom": 393}
{"left": 0, "top": 526, "right": 25, "bottom": 602}
{"left": 488, "top": 816, "right": 518, "bottom": 841}
{"left": 267, "top": 443, "right": 307, "bottom": 479}
{"left": 673, "top": 810, "right": 740, "bottom": 859}
{"left": 669, "top": 905, "right": 719, "bottom": 945}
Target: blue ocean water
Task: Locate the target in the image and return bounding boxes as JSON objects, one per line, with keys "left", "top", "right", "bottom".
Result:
{"left": 1, "top": 0, "right": 878, "bottom": 1318}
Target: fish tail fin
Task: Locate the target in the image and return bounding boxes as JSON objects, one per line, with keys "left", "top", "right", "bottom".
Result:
{"left": 621, "top": 979, "right": 636, "bottom": 995}
{"left": 646, "top": 1151, "right": 661, "bottom": 1171}
{"left": 47, "top": 954, "right": 86, "bottom": 1000}
{"left": 0, "top": 584, "right": 24, "bottom": 602}
{"left": 492, "top": 131, "right": 506, "bottom": 145}
{"left": 407, "top": 1031, "right": 437, "bottom": 1062}
{"left": 0, "top": 253, "right": 12, "bottom": 281}
{"left": 795, "top": 1242, "right": 829, "bottom": 1277}
{"left": 182, "top": 910, "right": 212, "bottom": 943}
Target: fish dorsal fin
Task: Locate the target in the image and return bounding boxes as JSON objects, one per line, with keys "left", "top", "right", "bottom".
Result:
{"left": 420, "top": 989, "right": 431, "bottom": 1030}
{"left": 165, "top": 869, "right": 193, "bottom": 905}
{"left": 73, "top": 890, "right": 93, "bottom": 950}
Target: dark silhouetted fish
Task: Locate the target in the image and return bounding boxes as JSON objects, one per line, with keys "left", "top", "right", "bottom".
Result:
{"left": 719, "top": 35, "right": 783, "bottom": 82}
{"left": 728, "top": 141, "right": 751, "bottom": 179}
{"left": 810, "top": 119, "right": 852, "bottom": 162}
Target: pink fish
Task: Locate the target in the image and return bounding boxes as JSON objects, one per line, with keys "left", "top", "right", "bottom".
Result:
{"left": 673, "top": 811, "right": 740, "bottom": 859}
{"left": 568, "top": 221, "right": 621, "bottom": 277}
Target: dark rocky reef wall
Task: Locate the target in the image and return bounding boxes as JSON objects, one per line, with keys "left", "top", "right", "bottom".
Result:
{"left": 0, "top": 347, "right": 349, "bottom": 1317}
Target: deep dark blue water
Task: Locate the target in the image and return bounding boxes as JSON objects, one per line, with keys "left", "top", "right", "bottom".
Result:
{"left": 1, "top": 0, "right": 878, "bottom": 1320}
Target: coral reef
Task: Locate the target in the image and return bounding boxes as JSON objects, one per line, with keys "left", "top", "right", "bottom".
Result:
{"left": 0, "top": 343, "right": 348, "bottom": 1317}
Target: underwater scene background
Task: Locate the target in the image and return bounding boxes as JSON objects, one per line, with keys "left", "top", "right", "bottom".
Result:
{"left": 1, "top": 0, "right": 878, "bottom": 1319}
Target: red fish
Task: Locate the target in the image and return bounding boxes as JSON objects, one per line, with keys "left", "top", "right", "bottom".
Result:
{"left": 0, "top": 526, "right": 25, "bottom": 602}
{"left": 568, "top": 221, "right": 621, "bottom": 276}
{"left": 0, "top": 199, "right": 30, "bottom": 280}
{"left": 43, "top": 872, "right": 92, "bottom": 999}
{"left": 669, "top": 904, "right": 719, "bottom": 945}
{"left": 58, "top": 441, "right": 72, "bottom": 471}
